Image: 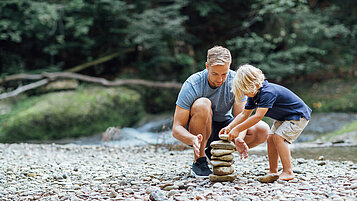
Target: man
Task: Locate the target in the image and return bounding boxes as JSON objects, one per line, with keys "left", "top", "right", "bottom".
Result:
{"left": 172, "top": 46, "right": 269, "bottom": 178}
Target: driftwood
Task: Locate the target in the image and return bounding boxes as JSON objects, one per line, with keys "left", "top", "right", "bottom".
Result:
{"left": 0, "top": 72, "right": 182, "bottom": 100}
{"left": 0, "top": 79, "right": 49, "bottom": 100}
{"left": 66, "top": 52, "right": 121, "bottom": 73}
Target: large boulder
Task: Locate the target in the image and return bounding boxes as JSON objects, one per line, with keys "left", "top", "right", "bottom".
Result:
{"left": 0, "top": 87, "right": 144, "bottom": 142}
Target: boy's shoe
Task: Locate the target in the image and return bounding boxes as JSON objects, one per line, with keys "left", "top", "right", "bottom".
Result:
{"left": 191, "top": 157, "right": 212, "bottom": 178}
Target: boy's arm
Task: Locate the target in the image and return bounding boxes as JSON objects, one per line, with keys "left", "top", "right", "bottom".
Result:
{"left": 219, "top": 109, "right": 252, "bottom": 136}
{"left": 228, "top": 107, "right": 269, "bottom": 141}
{"left": 232, "top": 100, "right": 246, "bottom": 117}
{"left": 229, "top": 109, "right": 253, "bottom": 130}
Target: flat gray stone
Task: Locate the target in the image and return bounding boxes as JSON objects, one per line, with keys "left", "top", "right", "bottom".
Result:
{"left": 209, "top": 173, "right": 236, "bottom": 182}
{"left": 213, "top": 166, "right": 234, "bottom": 176}
{"left": 210, "top": 160, "right": 234, "bottom": 167}
{"left": 219, "top": 134, "right": 229, "bottom": 141}
{"left": 210, "top": 140, "right": 235, "bottom": 150}
{"left": 211, "top": 154, "right": 234, "bottom": 161}
{"left": 149, "top": 190, "right": 168, "bottom": 201}
{"left": 257, "top": 174, "right": 279, "bottom": 183}
{"left": 211, "top": 149, "right": 235, "bottom": 156}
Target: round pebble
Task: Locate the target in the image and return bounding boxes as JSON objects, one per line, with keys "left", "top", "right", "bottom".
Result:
{"left": 0, "top": 143, "right": 355, "bottom": 200}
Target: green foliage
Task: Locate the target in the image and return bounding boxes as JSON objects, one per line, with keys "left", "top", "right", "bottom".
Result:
{"left": 226, "top": 0, "right": 356, "bottom": 81}
{"left": 127, "top": 1, "right": 193, "bottom": 81}
{"left": 320, "top": 120, "right": 357, "bottom": 141}
{"left": 0, "top": 87, "right": 145, "bottom": 142}
{"left": 0, "top": 0, "right": 130, "bottom": 74}
{"left": 289, "top": 78, "right": 357, "bottom": 113}
{"left": 128, "top": 86, "right": 180, "bottom": 114}
{"left": 1, "top": 0, "right": 355, "bottom": 82}
{"left": 0, "top": 0, "right": 357, "bottom": 114}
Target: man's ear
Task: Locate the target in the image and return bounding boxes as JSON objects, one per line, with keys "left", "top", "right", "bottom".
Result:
{"left": 205, "top": 62, "right": 209, "bottom": 70}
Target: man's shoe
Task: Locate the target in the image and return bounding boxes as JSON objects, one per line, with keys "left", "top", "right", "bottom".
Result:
{"left": 191, "top": 157, "right": 212, "bottom": 178}
{"left": 205, "top": 147, "right": 212, "bottom": 161}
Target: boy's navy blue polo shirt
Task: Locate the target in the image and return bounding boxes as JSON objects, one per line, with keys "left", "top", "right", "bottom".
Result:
{"left": 245, "top": 80, "right": 312, "bottom": 121}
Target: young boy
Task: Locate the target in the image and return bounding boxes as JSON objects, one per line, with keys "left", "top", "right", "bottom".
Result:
{"left": 220, "top": 64, "right": 311, "bottom": 181}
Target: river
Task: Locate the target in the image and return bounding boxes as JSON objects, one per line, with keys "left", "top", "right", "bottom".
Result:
{"left": 54, "top": 112, "right": 357, "bottom": 163}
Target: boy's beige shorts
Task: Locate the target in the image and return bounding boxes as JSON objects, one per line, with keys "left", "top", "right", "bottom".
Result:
{"left": 269, "top": 117, "right": 309, "bottom": 144}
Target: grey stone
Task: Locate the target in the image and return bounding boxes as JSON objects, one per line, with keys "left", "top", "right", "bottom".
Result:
{"left": 162, "top": 185, "right": 179, "bottom": 191}
{"left": 210, "top": 160, "right": 234, "bottom": 167}
{"left": 149, "top": 190, "right": 168, "bottom": 201}
{"left": 211, "top": 149, "right": 235, "bottom": 157}
{"left": 209, "top": 173, "right": 236, "bottom": 182}
{"left": 318, "top": 161, "right": 326, "bottom": 166}
{"left": 213, "top": 166, "right": 234, "bottom": 176}
{"left": 211, "top": 154, "right": 234, "bottom": 161}
{"left": 257, "top": 174, "right": 279, "bottom": 183}
{"left": 210, "top": 140, "right": 235, "bottom": 150}
{"left": 350, "top": 183, "right": 357, "bottom": 189}
{"left": 219, "top": 134, "right": 229, "bottom": 141}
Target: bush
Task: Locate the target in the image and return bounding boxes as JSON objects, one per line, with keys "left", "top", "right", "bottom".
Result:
{"left": 288, "top": 78, "right": 357, "bottom": 113}
{"left": 0, "top": 87, "right": 144, "bottom": 142}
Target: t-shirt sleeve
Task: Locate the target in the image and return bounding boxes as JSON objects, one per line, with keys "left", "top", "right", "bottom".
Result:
{"left": 245, "top": 97, "right": 255, "bottom": 110}
{"left": 257, "top": 91, "right": 276, "bottom": 108}
{"left": 176, "top": 82, "right": 197, "bottom": 110}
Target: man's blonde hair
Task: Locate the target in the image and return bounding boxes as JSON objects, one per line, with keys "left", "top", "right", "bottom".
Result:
{"left": 206, "top": 46, "right": 232, "bottom": 67}
{"left": 233, "top": 64, "right": 265, "bottom": 101}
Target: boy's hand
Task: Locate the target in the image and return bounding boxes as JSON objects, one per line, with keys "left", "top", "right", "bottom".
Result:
{"left": 219, "top": 125, "right": 232, "bottom": 136}
{"left": 228, "top": 127, "right": 239, "bottom": 141}
{"left": 235, "top": 137, "right": 249, "bottom": 159}
{"left": 193, "top": 134, "right": 202, "bottom": 159}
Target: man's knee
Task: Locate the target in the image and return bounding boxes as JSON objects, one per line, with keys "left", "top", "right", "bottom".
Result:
{"left": 191, "top": 97, "right": 212, "bottom": 117}
{"left": 258, "top": 121, "right": 269, "bottom": 135}
{"left": 252, "top": 121, "right": 269, "bottom": 143}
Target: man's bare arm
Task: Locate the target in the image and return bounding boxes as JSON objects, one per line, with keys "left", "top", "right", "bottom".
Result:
{"left": 172, "top": 105, "right": 194, "bottom": 145}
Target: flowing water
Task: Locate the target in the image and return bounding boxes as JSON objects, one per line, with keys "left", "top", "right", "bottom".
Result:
{"left": 249, "top": 144, "right": 357, "bottom": 163}
{"left": 61, "top": 113, "right": 357, "bottom": 163}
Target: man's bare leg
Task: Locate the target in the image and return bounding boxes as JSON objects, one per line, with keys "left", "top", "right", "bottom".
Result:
{"left": 189, "top": 98, "right": 212, "bottom": 162}
{"left": 234, "top": 121, "right": 269, "bottom": 159}
{"left": 243, "top": 121, "right": 269, "bottom": 148}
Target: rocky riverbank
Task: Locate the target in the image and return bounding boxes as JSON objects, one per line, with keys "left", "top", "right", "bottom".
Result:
{"left": 1, "top": 143, "right": 356, "bottom": 200}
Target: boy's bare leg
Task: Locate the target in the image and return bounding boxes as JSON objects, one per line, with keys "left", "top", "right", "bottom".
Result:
{"left": 267, "top": 135, "right": 279, "bottom": 174}
{"left": 273, "top": 134, "right": 295, "bottom": 180}
{"left": 189, "top": 98, "right": 212, "bottom": 162}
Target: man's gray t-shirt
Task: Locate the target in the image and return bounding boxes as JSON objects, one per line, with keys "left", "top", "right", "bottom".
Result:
{"left": 176, "top": 69, "right": 247, "bottom": 122}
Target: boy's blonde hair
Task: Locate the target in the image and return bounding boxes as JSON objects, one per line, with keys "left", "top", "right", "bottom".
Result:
{"left": 233, "top": 64, "right": 265, "bottom": 101}
{"left": 206, "top": 46, "right": 232, "bottom": 67}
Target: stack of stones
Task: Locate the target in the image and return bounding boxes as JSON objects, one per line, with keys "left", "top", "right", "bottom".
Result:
{"left": 209, "top": 134, "right": 236, "bottom": 182}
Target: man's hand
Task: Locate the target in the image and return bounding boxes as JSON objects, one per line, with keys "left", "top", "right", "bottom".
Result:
{"left": 235, "top": 137, "right": 249, "bottom": 159}
{"left": 193, "top": 134, "right": 203, "bottom": 159}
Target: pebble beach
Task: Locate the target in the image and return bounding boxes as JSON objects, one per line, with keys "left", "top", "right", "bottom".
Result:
{"left": 1, "top": 143, "right": 356, "bottom": 200}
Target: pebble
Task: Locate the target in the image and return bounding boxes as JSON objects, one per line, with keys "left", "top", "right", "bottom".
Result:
{"left": 0, "top": 143, "right": 355, "bottom": 200}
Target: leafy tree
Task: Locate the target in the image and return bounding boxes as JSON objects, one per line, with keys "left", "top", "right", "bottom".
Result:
{"left": 0, "top": 0, "right": 131, "bottom": 76}
{"left": 226, "top": 0, "right": 356, "bottom": 81}
{"left": 126, "top": 0, "right": 194, "bottom": 81}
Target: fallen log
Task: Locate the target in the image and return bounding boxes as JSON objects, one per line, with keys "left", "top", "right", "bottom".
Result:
{"left": 0, "top": 72, "right": 182, "bottom": 100}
